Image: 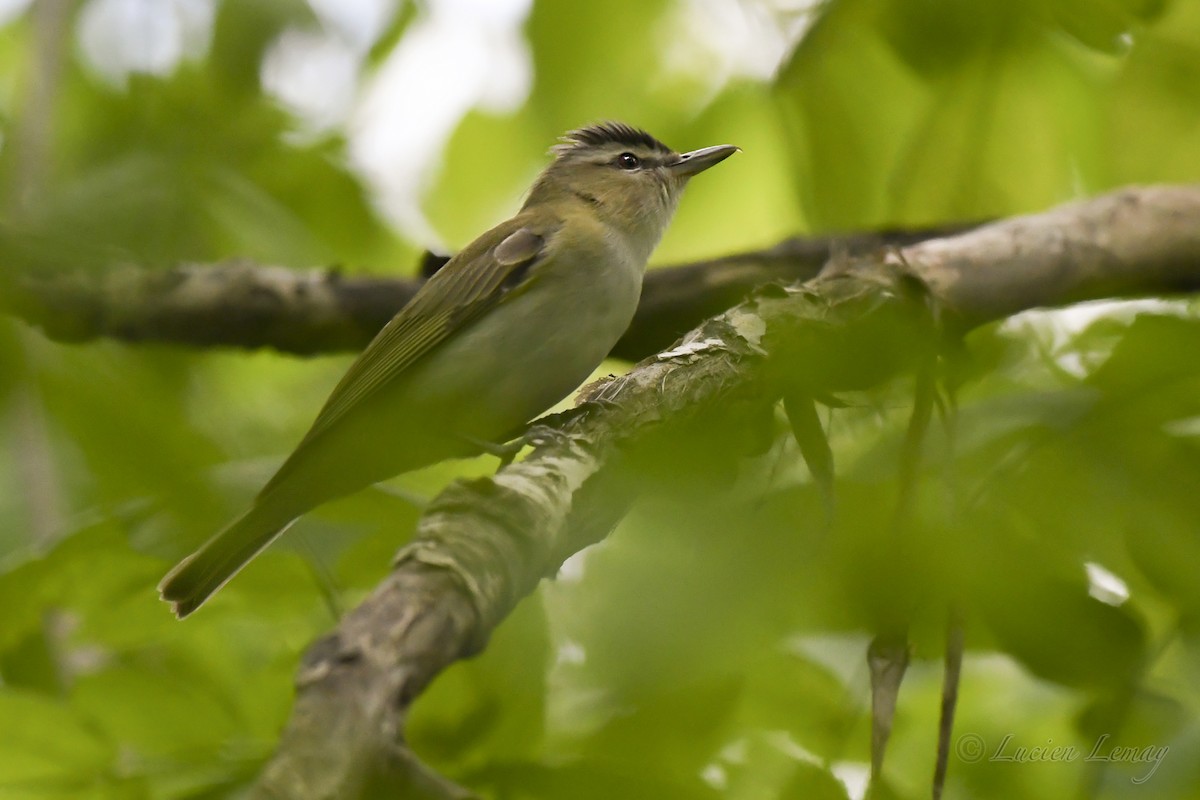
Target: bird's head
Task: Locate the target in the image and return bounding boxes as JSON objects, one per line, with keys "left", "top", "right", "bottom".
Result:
{"left": 524, "top": 122, "right": 737, "bottom": 258}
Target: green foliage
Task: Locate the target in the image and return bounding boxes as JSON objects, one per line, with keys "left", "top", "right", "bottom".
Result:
{"left": 775, "top": 0, "right": 1200, "bottom": 228}
{"left": 1, "top": 0, "right": 1200, "bottom": 798}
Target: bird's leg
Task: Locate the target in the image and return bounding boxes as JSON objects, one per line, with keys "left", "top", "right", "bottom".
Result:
{"left": 463, "top": 399, "right": 618, "bottom": 470}
{"left": 514, "top": 400, "right": 618, "bottom": 446}
{"left": 459, "top": 434, "right": 527, "bottom": 468}
{"left": 539, "top": 398, "right": 619, "bottom": 428}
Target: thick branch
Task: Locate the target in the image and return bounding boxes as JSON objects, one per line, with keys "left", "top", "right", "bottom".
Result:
{"left": 253, "top": 184, "right": 1200, "bottom": 798}
{"left": 910, "top": 185, "right": 1200, "bottom": 324}
{"left": 2, "top": 226, "right": 973, "bottom": 361}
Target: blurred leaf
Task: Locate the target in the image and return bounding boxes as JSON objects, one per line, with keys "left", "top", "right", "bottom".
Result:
{"left": 1087, "top": 314, "right": 1200, "bottom": 391}
{"left": 0, "top": 690, "right": 115, "bottom": 789}
{"left": 1078, "top": 689, "right": 1189, "bottom": 754}
{"left": 775, "top": 1, "right": 928, "bottom": 229}
{"left": 424, "top": 111, "right": 546, "bottom": 249}
{"left": 0, "top": 522, "right": 161, "bottom": 654}
{"left": 467, "top": 756, "right": 721, "bottom": 800}
{"left": 779, "top": 760, "right": 852, "bottom": 800}
{"left": 72, "top": 663, "right": 245, "bottom": 759}
{"left": 33, "top": 345, "right": 227, "bottom": 542}
{"left": 3, "top": 0, "right": 1200, "bottom": 796}
{"left": 526, "top": 0, "right": 675, "bottom": 128}
{"left": 656, "top": 83, "right": 804, "bottom": 262}
{"left": 775, "top": 0, "right": 1200, "bottom": 229}
{"left": 736, "top": 650, "right": 862, "bottom": 764}
{"left": 965, "top": 510, "right": 1147, "bottom": 690}
{"left": 1108, "top": 1, "right": 1200, "bottom": 184}
{"left": 207, "top": 0, "right": 316, "bottom": 93}
{"left": 410, "top": 592, "right": 551, "bottom": 769}
{"left": 576, "top": 676, "right": 742, "bottom": 779}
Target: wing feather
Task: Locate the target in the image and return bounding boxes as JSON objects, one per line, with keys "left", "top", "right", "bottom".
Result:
{"left": 261, "top": 216, "right": 554, "bottom": 495}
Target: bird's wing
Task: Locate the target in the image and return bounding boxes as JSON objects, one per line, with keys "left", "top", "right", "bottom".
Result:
{"left": 294, "top": 217, "right": 553, "bottom": 449}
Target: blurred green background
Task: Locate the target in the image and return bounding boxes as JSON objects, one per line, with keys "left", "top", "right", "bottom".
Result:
{"left": 2, "top": 0, "right": 1200, "bottom": 797}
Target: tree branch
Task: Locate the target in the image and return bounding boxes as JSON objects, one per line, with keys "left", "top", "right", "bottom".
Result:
{"left": 2, "top": 225, "right": 975, "bottom": 362}
{"left": 250, "top": 184, "right": 1200, "bottom": 798}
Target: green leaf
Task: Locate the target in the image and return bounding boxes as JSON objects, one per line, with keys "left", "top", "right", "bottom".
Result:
{"left": 970, "top": 535, "right": 1147, "bottom": 690}
{"left": 0, "top": 690, "right": 115, "bottom": 788}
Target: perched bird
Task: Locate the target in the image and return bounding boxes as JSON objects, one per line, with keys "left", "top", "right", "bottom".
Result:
{"left": 159, "top": 122, "right": 738, "bottom": 617}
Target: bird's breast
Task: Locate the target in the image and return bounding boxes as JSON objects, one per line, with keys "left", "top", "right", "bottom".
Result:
{"left": 398, "top": 233, "right": 645, "bottom": 442}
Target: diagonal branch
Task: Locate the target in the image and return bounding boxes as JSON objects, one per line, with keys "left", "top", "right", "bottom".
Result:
{"left": 250, "top": 185, "right": 1200, "bottom": 798}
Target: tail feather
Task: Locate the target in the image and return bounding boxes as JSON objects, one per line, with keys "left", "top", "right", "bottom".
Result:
{"left": 158, "top": 501, "right": 296, "bottom": 618}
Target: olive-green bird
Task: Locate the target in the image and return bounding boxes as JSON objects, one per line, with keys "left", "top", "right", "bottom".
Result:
{"left": 159, "top": 122, "right": 737, "bottom": 617}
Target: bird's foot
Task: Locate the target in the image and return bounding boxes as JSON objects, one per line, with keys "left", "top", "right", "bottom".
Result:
{"left": 467, "top": 400, "right": 616, "bottom": 470}
{"left": 460, "top": 435, "right": 526, "bottom": 468}
{"left": 519, "top": 422, "right": 570, "bottom": 450}
{"left": 538, "top": 399, "right": 616, "bottom": 429}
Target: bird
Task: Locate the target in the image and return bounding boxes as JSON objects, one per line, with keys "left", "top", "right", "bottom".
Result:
{"left": 159, "top": 122, "right": 738, "bottom": 617}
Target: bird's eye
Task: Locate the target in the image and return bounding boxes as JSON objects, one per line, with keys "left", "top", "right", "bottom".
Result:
{"left": 616, "top": 152, "right": 640, "bottom": 170}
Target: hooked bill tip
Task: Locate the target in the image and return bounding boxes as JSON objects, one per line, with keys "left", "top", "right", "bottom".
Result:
{"left": 671, "top": 144, "right": 739, "bottom": 177}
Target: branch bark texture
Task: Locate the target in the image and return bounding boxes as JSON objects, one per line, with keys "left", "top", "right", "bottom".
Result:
{"left": 3, "top": 226, "right": 974, "bottom": 361}
{"left": 247, "top": 184, "right": 1200, "bottom": 798}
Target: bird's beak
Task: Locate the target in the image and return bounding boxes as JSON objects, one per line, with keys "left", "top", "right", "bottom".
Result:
{"left": 670, "top": 144, "right": 740, "bottom": 177}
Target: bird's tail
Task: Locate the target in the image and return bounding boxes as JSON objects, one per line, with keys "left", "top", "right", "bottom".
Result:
{"left": 158, "top": 500, "right": 296, "bottom": 618}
